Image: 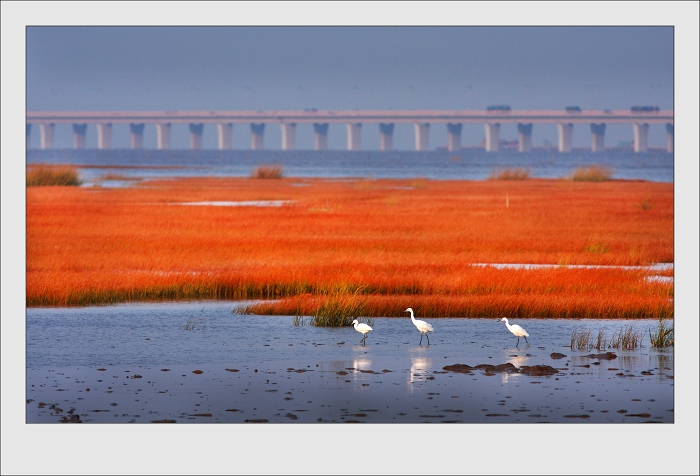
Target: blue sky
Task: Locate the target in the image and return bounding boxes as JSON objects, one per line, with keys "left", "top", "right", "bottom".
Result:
{"left": 25, "top": 24, "right": 674, "bottom": 149}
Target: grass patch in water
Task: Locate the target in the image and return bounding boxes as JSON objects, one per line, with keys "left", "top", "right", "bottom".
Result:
{"left": 609, "top": 326, "right": 642, "bottom": 349}
{"left": 571, "top": 327, "right": 592, "bottom": 350}
{"left": 568, "top": 165, "right": 614, "bottom": 182}
{"left": 179, "top": 316, "right": 206, "bottom": 330}
{"left": 27, "top": 165, "right": 82, "bottom": 187}
{"left": 97, "top": 172, "right": 141, "bottom": 181}
{"left": 251, "top": 164, "right": 284, "bottom": 179}
{"left": 649, "top": 317, "right": 674, "bottom": 347}
{"left": 488, "top": 167, "right": 531, "bottom": 180}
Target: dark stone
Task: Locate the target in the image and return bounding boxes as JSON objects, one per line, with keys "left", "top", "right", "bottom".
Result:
{"left": 520, "top": 365, "right": 559, "bottom": 376}
{"left": 443, "top": 364, "right": 474, "bottom": 373}
{"left": 475, "top": 363, "right": 519, "bottom": 373}
{"left": 550, "top": 352, "right": 567, "bottom": 359}
{"left": 586, "top": 352, "right": 617, "bottom": 360}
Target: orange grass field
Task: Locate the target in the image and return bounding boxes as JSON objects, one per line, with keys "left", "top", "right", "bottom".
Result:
{"left": 26, "top": 176, "right": 673, "bottom": 318}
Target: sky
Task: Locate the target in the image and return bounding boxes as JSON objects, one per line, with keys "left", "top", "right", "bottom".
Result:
{"left": 24, "top": 24, "right": 675, "bottom": 149}
{"left": 3, "top": 3, "right": 700, "bottom": 475}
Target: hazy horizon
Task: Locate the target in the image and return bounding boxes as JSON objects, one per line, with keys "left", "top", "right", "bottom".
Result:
{"left": 26, "top": 25, "right": 674, "bottom": 150}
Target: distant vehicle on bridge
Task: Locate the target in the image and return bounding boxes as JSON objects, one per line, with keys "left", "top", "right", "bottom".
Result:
{"left": 631, "top": 105, "right": 660, "bottom": 112}
{"left": 486, "top": 105, "right": 511, "bottom": 112}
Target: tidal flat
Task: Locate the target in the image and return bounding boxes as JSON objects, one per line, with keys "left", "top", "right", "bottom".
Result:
{"left": 26, "top": 301, "right": 673, "bottom": 424}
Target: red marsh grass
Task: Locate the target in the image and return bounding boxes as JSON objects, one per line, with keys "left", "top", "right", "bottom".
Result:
{"left": 26, "top": 176, "right": 673, "bottom": 317}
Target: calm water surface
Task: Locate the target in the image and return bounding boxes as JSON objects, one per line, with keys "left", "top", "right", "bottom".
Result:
{"left": 27, "top": 148, "right": 674, "bottom": 183}
{"left": 26, "top": 301, "right": 674, "bottom": 424}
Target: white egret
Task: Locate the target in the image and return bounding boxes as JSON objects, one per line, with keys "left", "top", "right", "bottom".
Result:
{"left": 500, "top": 317, "right": 529, "bottom": 346}
{"left": 405, "top": 308, "right": 434, "bottom": 345}
{"left": 351, "top": 319, "right": 373, "bottom": 345}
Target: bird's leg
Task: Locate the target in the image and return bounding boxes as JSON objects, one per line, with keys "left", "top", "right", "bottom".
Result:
{"left": 426, "top": 334, "right": 430, "bottom": 345}
{"left": 516, "top": 337, "right": 520, "bottom": 346}
{"left": 524, "top": 336, "right": 528, "bottom": 344}
{"left": 419, "top": 334, "right": 423, "bottom": 345}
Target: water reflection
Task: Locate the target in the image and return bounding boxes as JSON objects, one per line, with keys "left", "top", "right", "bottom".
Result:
{"left": 408, "top": 357, "right": 432, "bottom": 390}
{"left": 352, "top": 357, "right": 372, "bottom": 371}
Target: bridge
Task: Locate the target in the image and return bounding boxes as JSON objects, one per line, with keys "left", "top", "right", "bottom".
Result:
{"left": 26, "top": 109, "right": 674, "bottom": 153}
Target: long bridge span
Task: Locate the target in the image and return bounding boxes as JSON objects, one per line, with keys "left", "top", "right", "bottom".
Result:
{"left": 26, "top": 109, "right": 674, "bottom": 153}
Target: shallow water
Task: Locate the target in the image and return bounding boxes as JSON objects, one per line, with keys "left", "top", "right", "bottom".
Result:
{"left": 27, "top": 148, "right": 674, "bottom": 183}
{"left": 26, "top": 301, "right": 674, "bottom": 423}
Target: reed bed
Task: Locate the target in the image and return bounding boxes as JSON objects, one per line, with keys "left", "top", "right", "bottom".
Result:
{"left": 568, "top": 165, "right": 614, "bottom": 182}
{"left": 26, "top": 177, "right": 673, "bottom": 317}
{"left": 649, "top": 317, "right": 674, "bottom": 347}
{"left": 571, "top": 328, "right": 592, "bottom": 350}
{"left": 97, "top": 173, "right": 142, "bottom": 181}
{"left": 571, "top": 324, "right": 659, "bottom": 350}
{"left": 250, "top": 164, "right": 284, "bottom": 179}
{"left": 488, "top": 167, "right": 531, "bottom": 180}
{"left": 608, "top": 326, "right": 643, "bottom": 349}
{"left": 26, "top": 165, "right": 82, "bottom": 187}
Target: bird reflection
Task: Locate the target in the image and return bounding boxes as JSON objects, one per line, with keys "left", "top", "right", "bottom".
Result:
{"left": 408, "top": 357, "right": 431, "bottom": 390}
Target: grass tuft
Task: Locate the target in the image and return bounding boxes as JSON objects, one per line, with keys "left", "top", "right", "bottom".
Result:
{"left": 411, "top": 178, "right": 427, "bottom": 189}
{"left": 309, "top": 286, "right": 371, "bottom": 327}
{"left": 609, "top": 326, "right": 642, "bottom": 349}
{"left": 594, "top": 328, "right": 607, "bottom": 350}
{"left": 179, "top": 316, "right": 206, "bottom": 330}
{"left": 649, "top": 317, "right": 674, "bottom": 347}
{"left": 568, "top": 165, "right": 614, "bottom": 182}
{"left": 488, "top": 167, "right": 531, "bottom": 180}
{"left": 27, "top": 165, "right": 82, "bottom": 187}
{"left": 570, "top": 327, "right": 592, "bottom": 350}
{"left": 251, "top": 164, "right": 284, "bottom": 179}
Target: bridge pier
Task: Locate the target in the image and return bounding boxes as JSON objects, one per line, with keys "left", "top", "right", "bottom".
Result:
{"left": 40, "top": 124, "right": 54, "bottom": 149}
{"left": 313, "top": 123, "right": 329, "bottom": 151}
{"left": 156, "top": 123, "right": 171, "bottom": 149}
{"left": 130, "top": 123, "right": 145, "bottom": 149}
{"left": 484, "top": 123, "right": 500, "bottom": 152}
{"left": 633, "top": 123, "right": 649, "bottom": 153}
{"left": 666, "top": 123, "right": 673, "bottom": 153}
{"left": 414, "top": 123, "right": 430, "bottom": 151}
{"left": 347, "top": 123, "right": 361, "bottom": 151}
{"left": 557, "top": 123, "right": 573, "bottom": 153}
{"left": 517, "top": 123, "right": 533, "bottom": 152}
{"left": 189, "top": 123, "right": 204, "bottom": 149}
{"left": 97, "top": 123, "right": 112, "bottom": 149}
{"left": 251, "top": 123, "right": 265, "bottom": 150}
{"left": 72, "top": 123, "right": 87, "bottom": 149}
{"left": 281, "top": 123, "right": 296, "bottom": 150}
{"left": 590, "top": 123, "right": 605, "bottom": 152}
{"left": 217, "top": 123, "right": 232, "bottom": 150}
{"left": 379, "top": 123, "right": 394, "bottom": 151}
{"left": 447, "top": 123, "right": 462, "bottom": 151}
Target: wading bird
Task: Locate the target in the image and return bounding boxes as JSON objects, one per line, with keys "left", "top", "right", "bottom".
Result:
{"left": 405, "top": 308, "right": 434, "bottom": 345}
{"left": 351, "top": 319, "right": 373, "bottom": 345}
{"left": 500, "top": 317, "right": 529, "bottom": 346}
